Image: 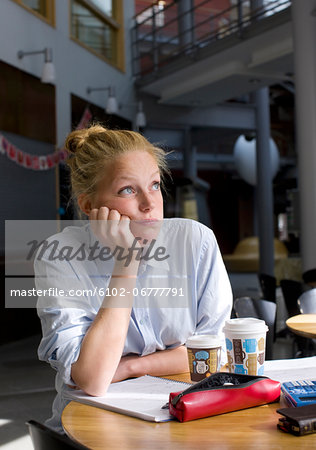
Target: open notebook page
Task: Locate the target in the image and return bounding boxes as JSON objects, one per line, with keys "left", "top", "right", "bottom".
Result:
{"left": 64, "top": 375, "right": 191, "bottom": 422}
{"left": 264, "top": 356, "right": 316, "bottom": 383}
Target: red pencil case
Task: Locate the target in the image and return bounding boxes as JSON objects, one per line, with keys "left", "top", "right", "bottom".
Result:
{"left": 169, "top": 372, "right": 280, "bottom": 422}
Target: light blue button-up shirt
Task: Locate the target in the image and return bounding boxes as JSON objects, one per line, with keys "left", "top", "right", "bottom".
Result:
{"left": 36, "top": 218, "right": 232, "bottom": 431}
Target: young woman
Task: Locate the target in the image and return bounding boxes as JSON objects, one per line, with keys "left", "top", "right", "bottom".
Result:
{"left": 36, "top": 125, "right": 232, "bottom": 431}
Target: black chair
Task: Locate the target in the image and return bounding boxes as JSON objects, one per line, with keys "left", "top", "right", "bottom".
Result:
{"left": 233, "top": 297, "right": 277, "bottom": 360}
{"left": 26, "top": 420, "right": 88, "bottom": 450}
{"left": 279, "top": 279, "right": 307, "bottom": 354}
{"left": 297, "top": 288, "right": 316, "bottom": 313}
{"left": 302, "top": 268, "right": 316, "bottom": 286}
{"left": 258, "top": 273, "right": 276, "bottom": 303}
{"left": 280, "top": 279, "right": 304, "bottom": 317}
{"left": 295, "top": 289, "right": 316, "bottom": 357}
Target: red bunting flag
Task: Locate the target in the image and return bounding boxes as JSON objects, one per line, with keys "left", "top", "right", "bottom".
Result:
{"left": 7, "top": 144, "right": 17, "bottom": 161}
{"left": 0, "top": 106, "right": 92, "bottom": 170}
{"left": 0, "top": 135, "right": 6, "bottom": 154}
{"left": 32, "top": 156, "right": 39, "bottom": 170}
{"left": 77, "top": 106, "right": 93, "bottom": 130}
{"left": 23, "top": 153, "right": 33, "bottom": 168}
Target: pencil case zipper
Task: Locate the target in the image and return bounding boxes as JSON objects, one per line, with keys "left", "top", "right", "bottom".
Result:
{"left": 171, "top": 372, "right": 267, "bottom": 406}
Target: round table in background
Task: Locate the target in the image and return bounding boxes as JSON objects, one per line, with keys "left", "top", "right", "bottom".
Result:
{"left": 286, "top": 314, "right": 316, "bottom": 339}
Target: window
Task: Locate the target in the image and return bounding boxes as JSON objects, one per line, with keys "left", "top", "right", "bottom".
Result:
{"left": 71, "top": 0, "right": 124, "bottom": 70}
{"left": 89, "top": 0, "right": 113, "bottom": 17}
{"left": 12, "top": 0, "right": 55, "bottom": 25}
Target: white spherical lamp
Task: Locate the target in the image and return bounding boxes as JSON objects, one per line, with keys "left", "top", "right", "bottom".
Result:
{"left": 233, "top": 135, "right": 280, "bottom": 186}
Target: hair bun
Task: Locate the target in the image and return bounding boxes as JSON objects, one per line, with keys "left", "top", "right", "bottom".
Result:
{"left": 65, "top": 129, "right": 89, "bottom": 155}
{"left": 65, "top": 125, "right": 110, "bottom": 155}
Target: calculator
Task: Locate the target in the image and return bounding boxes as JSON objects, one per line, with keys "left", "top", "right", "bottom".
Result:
{"left": 281, "top": 380, "right": 316, "bottom": 407}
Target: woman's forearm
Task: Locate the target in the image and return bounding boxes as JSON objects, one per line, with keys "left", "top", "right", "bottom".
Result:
{"left": 112, "top": 345, "right": 189, "bottom": 383}
{"left": 71, "top": 261, "right": 139, "bottom": 396}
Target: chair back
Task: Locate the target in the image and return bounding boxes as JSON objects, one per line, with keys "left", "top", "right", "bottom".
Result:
{"left": 297, "top": 288, "right": 316, "bottom": 314}
{"left": 233, "top": 296, "right": 257, "bottom": 317}
{"left": 233, "top": 297, "right": 277, "bottom": 360}
{"left": 26, "top": 420, "right": 88, "bottom": 450}
{"left": 280, "top": 279, "right": 304, "bottom": 317}
{"left": 258, "top": 273, "right": 276, "bottom": 302}
{"left": 302, "top": 269, "right": 316, "bottom": 287}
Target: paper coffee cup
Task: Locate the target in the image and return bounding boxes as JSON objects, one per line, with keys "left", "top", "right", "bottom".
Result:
{"left": 223, "top": 318, "right": 268, "bottom": 376}
{"left": 186, "top": 335, "right": 221, "bottom": 382}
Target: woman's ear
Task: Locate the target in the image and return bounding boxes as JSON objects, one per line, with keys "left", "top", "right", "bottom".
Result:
{"left": 78, "top": 194, "right": 92, "bottom": 216}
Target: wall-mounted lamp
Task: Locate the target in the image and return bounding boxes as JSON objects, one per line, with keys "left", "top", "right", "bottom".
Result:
{"left": 86, "top": 86, "right": 118, "bottom": 114}
{"left": 86, "top": 86, "right": 147, "bottom": 127}
{"left": 135, "top": 101, "right": 147, "bottom": 128}
{"left": 17, "top": 47, "right": 55, "bottom": 84}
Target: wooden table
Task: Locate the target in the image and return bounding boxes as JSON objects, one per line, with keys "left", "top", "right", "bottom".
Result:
{"left": 61, "top": 373, "right": 316, "bottom": 449}
{"left": 286, "top": 314, "right": 316, "bottom": 339}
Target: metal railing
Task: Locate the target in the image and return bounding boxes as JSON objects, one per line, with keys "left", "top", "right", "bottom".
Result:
{"left": 131, "top": 0, "right": 291, "bottom": 79}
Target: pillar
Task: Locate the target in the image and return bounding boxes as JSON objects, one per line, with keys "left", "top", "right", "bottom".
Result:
{"left": 177, "top": 0, "right": 194, "bottom": 50}
{"left": 254, "top": 87, "right": 274, "bottom": 276}
{"left": 292, "top": 0, "right": 316, "bottom": 272}
{"left": 252, "top": 0, "right": 274, "bottom": 276}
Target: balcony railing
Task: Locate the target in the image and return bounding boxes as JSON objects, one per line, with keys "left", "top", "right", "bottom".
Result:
{"left": 131, "top": 0, "right": 291, "bottom": 79}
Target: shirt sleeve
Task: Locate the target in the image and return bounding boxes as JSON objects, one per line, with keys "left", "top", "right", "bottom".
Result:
{"left": 35, "top": 254, "right": 96, "bottom": 386}
{"left": 194, "top": 224, "right": 233, "bottom": 364}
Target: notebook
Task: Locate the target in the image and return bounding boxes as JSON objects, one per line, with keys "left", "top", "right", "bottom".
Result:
{"left": 264, "top": 356, "right": 316, "bottom": 383}
{"left": 64, "top": 375, "right": 191, "bottom": 422}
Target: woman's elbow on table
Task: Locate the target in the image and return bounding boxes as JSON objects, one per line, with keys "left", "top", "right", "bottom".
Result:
{"left": 82, "top": 384, "right": 110, "bottom": 397}
{"left": 71, "top": 362, "right": 112, "bottom": 397}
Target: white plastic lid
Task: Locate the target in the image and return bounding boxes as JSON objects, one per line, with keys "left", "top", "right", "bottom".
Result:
{"left": 185, "top": 334, "right": 221, "bottom": 349}
{"left": 223, "top": 318, "right": 268, "bottom": 334}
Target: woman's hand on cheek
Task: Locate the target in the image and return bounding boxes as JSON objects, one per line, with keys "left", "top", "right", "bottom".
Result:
{"left": 89, "top": 207, "right": 136, "bottom": 253}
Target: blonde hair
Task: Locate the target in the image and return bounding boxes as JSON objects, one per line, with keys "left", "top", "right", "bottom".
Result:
{"left": 65, "top": 124, "right": 170, "bottom": 207}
